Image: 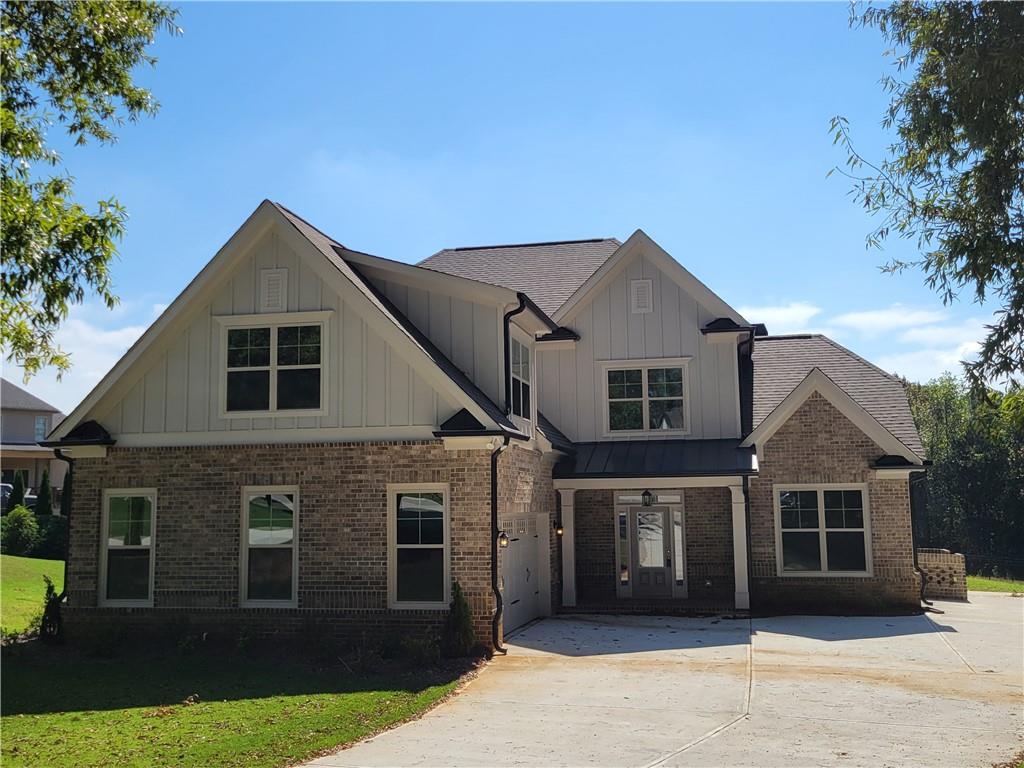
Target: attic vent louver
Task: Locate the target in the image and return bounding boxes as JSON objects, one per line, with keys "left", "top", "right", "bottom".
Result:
{"left": 260, "top": 268, "right": 288, "bottom": 313}
{"left": 630, "top": 279, "right": 653, "bottom": 314}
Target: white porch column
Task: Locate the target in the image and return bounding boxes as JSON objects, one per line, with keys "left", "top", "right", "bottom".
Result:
{"left": 729, "top": 485, "right": 750, "bottom": 610}
{"left": 559, "top": 489, "right": 577, "bottom": 607}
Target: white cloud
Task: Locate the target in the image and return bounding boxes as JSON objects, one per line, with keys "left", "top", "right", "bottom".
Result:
{"left": 875, "top": 341, "right": 979, "bottom": 383}
{"left": 2, "top": 303, "right": 154, "bottom": 414}
{"left": 737, "top": 301, "right": 822, "bottom": 335}
{"left": 831, "top": 305, "right": 947, "bottom": 336}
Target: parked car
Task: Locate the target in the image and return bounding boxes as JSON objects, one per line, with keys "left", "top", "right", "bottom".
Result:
{"left": 0, "top": 483, "right": 37, "bottom": 514}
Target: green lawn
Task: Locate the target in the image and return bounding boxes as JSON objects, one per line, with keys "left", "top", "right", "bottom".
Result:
{"left": 1, "top": 555, "right": 64, "bottom": 634}
{"left": 967, "top": 575, "right": 1024, "bottom": 593}
{"left": 2, "top": 645, "right": 468, "bottom": 768}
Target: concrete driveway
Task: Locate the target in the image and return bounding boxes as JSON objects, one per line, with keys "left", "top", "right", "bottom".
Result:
{"left": 310, "top": 593, "right": 1023, "bottom": 768}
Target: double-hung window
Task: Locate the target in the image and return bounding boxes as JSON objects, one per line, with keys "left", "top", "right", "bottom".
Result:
{"left": 776, "top": 485, "right": 871, "bottom": 575}
{"left": 100, "top": 489, "right": 156, "bottom": 606}
{"left": 605, "top": 360, "right": 688, "bottom": 434}
{"left": 510, "top": 338, "right": 532, "bottom": 422}
{"left": 241, "top": 487, "right": 298, "bottom": 605}
{"left": 34, "top": 415, "right": 49, "bottom": 442}
{"left": 389, "top": 485, "right": 449, "bottom": 609}
{"left": 220, "top": 312, "right": 330, "bottom": 417}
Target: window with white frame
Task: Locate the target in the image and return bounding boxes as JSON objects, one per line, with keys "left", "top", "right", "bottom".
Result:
{"left": 606, "top": 363, "right": 687, "bottom": 432}
{"left": 390, "top": 486, "right": 449, "bottom": 608}
{"left": 34, "top": 415, "right": 49, "bottom": 442}
{"left": 101, "top": 489, "right": 156, "bottom": 605}
{"left": 776, "top": 486, "right": 870, "bottom": 574}
{"left": 222, "top": 314, "right": 328, "bottom": 416}
{"left": 510, "top": 337, "right": 531, "bottom": 421}
{"left": 241, "top": 488, "right": 298, "bottom": 604}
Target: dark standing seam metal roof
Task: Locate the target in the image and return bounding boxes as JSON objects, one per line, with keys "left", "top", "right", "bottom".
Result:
{"left": 752, "top": 334, "right": 924, "bottom": 457}
{"left": 553, "top": 439, "right": 756, "bottom": 479}
{"left": 537, "top": 412, "right": 575, "bottom": 455}
{"left": 273, "top": 203, "right": 521, "bottom": 436}
{"left": 1, "top": 378, "right": 60, "bottom": 413}
{"left": 418, "top": 239, "right": 621, "bottom": 316}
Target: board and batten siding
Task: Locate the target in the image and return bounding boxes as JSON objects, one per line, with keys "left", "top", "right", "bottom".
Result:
{"left": 98, "top": 231, "right": 457, "bottom": 438}
{"left": 364, "top": 274, "right": 505, "bottom": 408}
{"left": 537, "top": 254, "right": 741, "bottom": 442}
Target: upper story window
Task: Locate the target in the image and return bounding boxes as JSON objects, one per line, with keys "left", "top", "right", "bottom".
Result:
{"left": 510, "top": 337, "right": 532, "bottom": 422}
{"left": 218, "top": 312, "right": 330, "bottom": 417}
{"left": 605, "top": 359, "right": 689, "bottom": 434}
{"left": 34, "top": 415, "right": 49, "bottom": 442}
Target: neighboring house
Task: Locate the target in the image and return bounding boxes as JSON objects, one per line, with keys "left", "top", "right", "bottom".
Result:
{"left": 45, "top": 201, "right": 927, "bottom": 646}
{"left": 1, "top": 377, "right": 67, "bottom": 497}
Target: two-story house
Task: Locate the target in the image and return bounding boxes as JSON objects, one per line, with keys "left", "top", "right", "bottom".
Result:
{"left": 44, "top": 201, "right": 926, "bottom": 647}
{"left": 2, "top": 377, "right": 67, "bottom": 495}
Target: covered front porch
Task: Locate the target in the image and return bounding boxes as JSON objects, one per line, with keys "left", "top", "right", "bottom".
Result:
{"left": 552, "top": 440, "right": 756, "bottom": 613}
{"left": 556, "top": 480, "right": 750, "bottom": 613}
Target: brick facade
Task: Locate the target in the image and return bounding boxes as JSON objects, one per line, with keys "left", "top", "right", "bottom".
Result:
{"left": 748, "top": 392, "right": 919, "bottom": 612}
{"left": 66, "top": 441, "right": 500, "bottom": 645}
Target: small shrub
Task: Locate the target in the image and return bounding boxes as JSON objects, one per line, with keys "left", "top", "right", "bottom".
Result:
{"left": 442, "top": 581, "right": 477, "bottom": 657}
{"left": 35, "top": 470, "right": 53, "bottom": 515}
{"left": 400, "top": 634, "right": 440, "bottom": 666}
{"left": 2, "top": 506, "right": 39, "bottom": 555}
{"left": 32, "top": 514, "right": 68, "bottom": 560}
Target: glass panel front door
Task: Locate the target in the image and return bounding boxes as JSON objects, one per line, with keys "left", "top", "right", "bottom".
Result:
{"left": 631, "top": 507, "right": 672, "bottom": 597}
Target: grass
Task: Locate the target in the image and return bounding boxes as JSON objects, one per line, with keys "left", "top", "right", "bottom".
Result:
{"left": 967, "top": 575, "right": 1024, "bottom": 593}
{"left": 1, "top": 555, "right": 64, "bottom": 634}
{"left": 1, "top": 643, "right": 470, "bottom": 768}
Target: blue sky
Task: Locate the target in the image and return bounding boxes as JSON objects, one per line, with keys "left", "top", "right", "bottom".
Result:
{"left": 14, "top": 2, "right": 988, "bottom": 413}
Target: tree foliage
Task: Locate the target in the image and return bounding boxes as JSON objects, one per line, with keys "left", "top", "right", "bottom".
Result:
{"left": 1, "top": 1, "right": 179, "bottom": 378}
{"left": 907, "top": 374, "right": 1024, "bottom": 578}
{"left": 832, "top": 2, "right": 1024, "bottom": 388}
{"left": 35, "top": 469, "right": 52, "bottom": 515}
{"left": 2, "top": 506, "right": 39, "bottom": 556}
{"left": 9, "top": 472, "right": 26, "bottom": 509}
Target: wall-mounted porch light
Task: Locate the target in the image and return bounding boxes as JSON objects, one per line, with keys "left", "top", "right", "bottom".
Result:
{"left": 554, "top": 520, "right": 565, "bottom": 536}
{"left": 641, "top": 489, "right": 654, "bottom": 507}
{"left": 498, "top": 531, "right": 510, "bottom": 548}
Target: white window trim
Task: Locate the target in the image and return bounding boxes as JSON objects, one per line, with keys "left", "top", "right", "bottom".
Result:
{"left": 215, "top": 311, "right": 332, "bottom": 419}
{"left": 600, "top": 357, "right": 692, "bottom": 438}
{"left": 772, "top": 483, "right": 873, "bottom": 578}
{"left": 99, "top": 488, "right": 157, "bottom": 608}
{"left": 509, "top": 327, "right": 534, "bottom": 433}
{"left": 239, "top": 485, "right": 300, "bottom": 608}
{"left": 387, "top": 482, "right": 451, "bottom": 611}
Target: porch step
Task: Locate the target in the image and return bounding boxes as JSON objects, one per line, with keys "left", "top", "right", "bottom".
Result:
{"left": 561, "top": 600, "right": 747, "bottom": 619}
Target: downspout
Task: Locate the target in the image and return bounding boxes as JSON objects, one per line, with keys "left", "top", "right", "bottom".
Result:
{"left": 909, "top": 470, "right": 932, "bottom": 607}
{"left": 490, "top": 435, "right": 510, "bottom": 654}
{"left": 53, "top": 449, "right": 74, "bottom": 602}
{"left": 743, "top": 474, "right": 754, "bottom": 610}
{"left": 503, "top": 294, "right": 529, "bottom": 415}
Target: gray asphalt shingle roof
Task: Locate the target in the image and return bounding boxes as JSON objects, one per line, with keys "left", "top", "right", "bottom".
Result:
{"left": 752, "top": 335, "right": 924, "bottom": 457}
{"left": 1, "top": 378, "right": 60, "bottom": 413}
{"left": 419, "top": 239, "right": 621, "bottom": 316}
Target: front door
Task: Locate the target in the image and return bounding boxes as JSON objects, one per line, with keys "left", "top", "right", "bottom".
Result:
{"left": 630, "top": 506, "right": 673, "bottom": 597}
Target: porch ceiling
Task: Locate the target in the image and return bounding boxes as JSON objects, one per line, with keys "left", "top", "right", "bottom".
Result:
{"left": 552, "top": 438, "right": 756, "bottom": 479}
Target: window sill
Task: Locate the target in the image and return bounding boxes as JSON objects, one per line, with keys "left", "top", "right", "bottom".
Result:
{"left": 99, "top": 600, "right": 153, "bottom": 609}
{"left": 241, "top": 599, "right": 299, "bottom": 609}
{"left": 388, "top": 601, "right": 449, "bottom": 612}
{"left": 776, "top": 570, "right": 874, "bottom": 579}
{"left": 222, "top": 408, "right": 327, "bottom": 420}
{"left": 602, "top": 428, "right": 690, "bottom": 439}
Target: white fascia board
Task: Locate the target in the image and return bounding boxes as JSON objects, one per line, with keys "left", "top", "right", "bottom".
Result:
{"left": 554, "top": 229, "right": 748, "bottom": 326}
{"left": 534, "top": 339, "right": 577, "bottom": 351}
{"left": 51, "top": 201, "right": 279, "bottom": 441}
{"left": 740, "top": 368, "right": 924, "bottom": 465}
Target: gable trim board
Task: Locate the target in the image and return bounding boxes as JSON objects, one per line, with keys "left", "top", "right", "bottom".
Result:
{"left": 51, "top": 201, "right": 514, "bottom": 444}
{"left": 554, "top": 230, "right": 748, "bottom": 325}
{"left": 740, "top": 368, "right": 925, "bottom": 465}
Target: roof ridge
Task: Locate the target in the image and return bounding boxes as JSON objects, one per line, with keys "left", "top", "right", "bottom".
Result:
{"left": 440, "top": 237, "right": 619, "bottom": 253}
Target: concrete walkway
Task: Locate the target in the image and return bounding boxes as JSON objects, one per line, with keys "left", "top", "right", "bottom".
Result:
{"left": 309, "top": 593, "right": 1023, "bottom": 767}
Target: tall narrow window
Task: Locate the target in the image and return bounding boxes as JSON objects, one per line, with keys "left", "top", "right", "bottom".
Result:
{"left": 510, "top": 338, "right": 531, "bottom": 421}
{"left": 34, "top": 415, "right": 49, "bottom": 442}
{"left": 223, "top": 316, "right": 326, "bottom": 415}
{"left": 390, "top": 486, "right": 449, "bottom": 608}
{"left": 101, "top": 490, "right": 156, "bottom": 605}
{"left": 242, "top": 488, "right": 297, "bottom": 605}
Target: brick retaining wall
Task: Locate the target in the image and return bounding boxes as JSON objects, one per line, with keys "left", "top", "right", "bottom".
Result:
{"left": 918, "top": 549, "right": 968, "bottom": 600}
